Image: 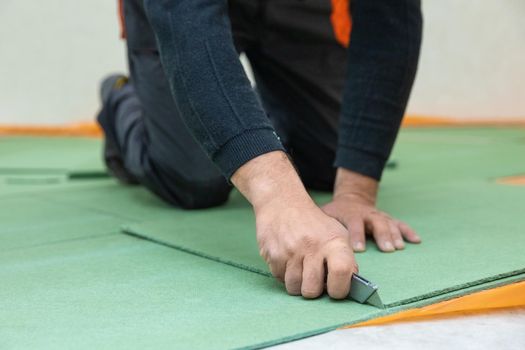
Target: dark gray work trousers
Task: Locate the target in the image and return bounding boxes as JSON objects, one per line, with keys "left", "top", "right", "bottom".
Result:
{"left": 98, "top": 0, "right": 349, "bottom": 209}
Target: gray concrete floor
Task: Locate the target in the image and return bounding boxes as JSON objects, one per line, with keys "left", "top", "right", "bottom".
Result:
{"left": 272, "top": 307, "right": 525, "bottom": 350}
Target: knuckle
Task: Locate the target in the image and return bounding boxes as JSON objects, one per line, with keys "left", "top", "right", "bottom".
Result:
{"left": 375, "top": 229, "right": 390, "bottom": 238}
{"left": 325, "top": 234, "right": 347, "bottom": 246}
{"left": 349, "top": 226, "right": 364, "bottom": 236}
{"left": 330, "top": 264, "right": 353, "bottom": 277}
{"left": 391, "top": 228, "right": 402, "bottom": 237}
{"left": 300, "top": 234, "right": 317, "bottom": 250}
{"left": 369, "top": 210, "right": 381, "bottom": 217}
{"left": 324, "top": 239, "right": 352, "bottom": 254}
{"left": 266, "top": 249, "right": 286, "bottom": 264}
{"left": 303, "top": 268, "right": 321, "bottom": 283}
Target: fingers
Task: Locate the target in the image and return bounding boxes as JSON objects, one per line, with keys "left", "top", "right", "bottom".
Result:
{"left": 284, "top": 258, "right": 303, "bottom": 296}
{"left": 301, "top": 254, "right": 325, "bottom": 299}
{"left": 281, "top": 237, "right": 357, "bottom": 299}
{"left": 389, "top": 222, "right": 405, "bottom": 250}
{"left": 325, "top": 242, "right": 357, "bottom": 299}
{"left": 366, "top": 214, "right": 422, "bottom": 252}
{"left": 367, "top": 217, "right": 395, "bottom": 252}
{"left": 397, "top": 220, "right": 421, "bottom": 243}
{"left": 347, "top": 218, "right": 366, "bottom": 252}
{"left": 279, "top": 251, "right": 355, "bottom": 299}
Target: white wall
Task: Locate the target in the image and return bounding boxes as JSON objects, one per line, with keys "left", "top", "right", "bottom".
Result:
{"left": 1, "top": 0, "right": 524, "bottom": 125}
{"left": 0, "top": 0, "right": 126, "bottom": 125}
{"left": 409, "top": 0, "right": 525, "bottom": 119}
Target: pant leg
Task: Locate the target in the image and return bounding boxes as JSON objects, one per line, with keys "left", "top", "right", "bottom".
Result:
{"left": 107, "top": 0, "right": 240, "bottom": 209}
{"left": 247, "top": 0, "right": 348, "bottom": 191}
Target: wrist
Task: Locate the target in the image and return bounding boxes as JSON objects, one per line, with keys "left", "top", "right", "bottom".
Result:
{"left": 333, "top": 168, "right": 379, "bottom": 204}
{"left": 231, "top": 151, "right": 313, "bottom": 212}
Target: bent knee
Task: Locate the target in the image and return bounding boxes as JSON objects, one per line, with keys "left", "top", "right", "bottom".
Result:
{"left": 142, "top": 157, "right": 231, "bottom": 209}
{"left": 176, "top": 177, "right": 231, "bottom": 210}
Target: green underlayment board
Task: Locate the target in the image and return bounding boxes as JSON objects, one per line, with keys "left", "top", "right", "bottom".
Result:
{"left": 122, "top": 127, "right": 525, "bottom": 308}
{"left": 1, "top": 127, "right": 525, "bottom": 349}
{"left": 0, "top": 136, "right": 105, "bottom": 177}
{"left": 0, "top": 175, "right": 107, "bottom": 197}
{"left": 123, "top": 181, "right": 525, "bottom": 308}
{"left": 1, "top": 234, "right": 523, "bottom": 350}
{"left": 0, "top": 194, "right": 121, "bottom": 252}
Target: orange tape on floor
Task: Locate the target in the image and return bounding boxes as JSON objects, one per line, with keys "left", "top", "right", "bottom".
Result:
{"left": 0, "top": 122, "right": 102, "bottom": 137}
{"left": 0, "top": 116, "right": 524, "bottom": 137}
{"left": 497, "top": 175, "right": 525, "bottom": 186}
{"left": 402, "top": 115, "right": 525, "bottom": 127}
{"left": 345, "top": 280, "right": 525, "bottom": 328}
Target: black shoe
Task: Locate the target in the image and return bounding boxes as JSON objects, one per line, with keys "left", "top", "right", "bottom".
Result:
{"left": 100, "top": 74, "right": 128, "bottom": 105}
{"left": 97, "top": 74, "right": 139, "bottom": 185}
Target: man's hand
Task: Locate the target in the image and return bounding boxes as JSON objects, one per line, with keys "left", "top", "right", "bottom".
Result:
{"left": 256, "top": 199, "right": 358, "bottom": 299}
{"left": 322, "top": 168, "right": 421, "bottom": 253}
{"left": 232, "top": 151, "right": 358, "bottom": 299}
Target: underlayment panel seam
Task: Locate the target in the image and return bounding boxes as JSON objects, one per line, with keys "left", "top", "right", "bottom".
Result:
{"left": 122, "top": 227, "right": 271, "bottom": 278}
{"left": 122, "top": 225, "right": 525, "bottom": 310}
{"left": 385, "top": 268, "right": 525, "bottom": 307}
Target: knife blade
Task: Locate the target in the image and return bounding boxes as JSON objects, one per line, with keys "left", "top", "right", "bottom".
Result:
{"left": 349, "top": 274, "right": 384, "bottom": 308}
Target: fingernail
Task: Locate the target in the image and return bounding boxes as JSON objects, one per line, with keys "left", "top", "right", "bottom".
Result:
{"left": 353, "top": 242, "right": 365, "bottom": 251}
{"left": 395, "top": 239, "right": 405, "bottom": 249}
{"left": 383, "top": 241, "right": 394, "bottom": 251}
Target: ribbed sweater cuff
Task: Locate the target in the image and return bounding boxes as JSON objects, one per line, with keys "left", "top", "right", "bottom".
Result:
{"left": 214, "top": 128, "right": 285, "bottom": 180}
{"left": 334, "top": 146, "right": 387, "bottom": 181}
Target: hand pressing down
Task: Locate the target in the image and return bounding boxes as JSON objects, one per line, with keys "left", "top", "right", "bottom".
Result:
{"left": 322, "top": 168, "right": 421, "bottom": 253}
{"left": 256, "top": 201, "right": 358, "bottom": 299}
{"left": 322, "top": 193, "right": 421, "bottom": 252}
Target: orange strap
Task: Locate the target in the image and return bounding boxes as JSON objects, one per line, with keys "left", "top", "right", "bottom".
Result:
{"left": 118, "top": 0, "right": 352, "bottom": 46}
{"left": 330, "top": 0, "right": 352, "bottom": 48}
{"left": 118, "top": 0, "right": 126, "bottom": 39}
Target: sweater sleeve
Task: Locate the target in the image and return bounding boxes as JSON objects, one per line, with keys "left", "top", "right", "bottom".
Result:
{"left": 334, "top": 0, "right": 423, "bottom": 180}
{"left": 144, "top": 0, "right": 284, "bottom": 179}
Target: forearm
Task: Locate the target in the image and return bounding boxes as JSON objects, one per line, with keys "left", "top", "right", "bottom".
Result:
{"left": 231, "top": 151, "right": 313, "bottom": 212}
{"left": 144, "top": 0, "right": 283, "bottom": 179}
{"left": 335, "top": 0, "right": 423, "bottom": 180}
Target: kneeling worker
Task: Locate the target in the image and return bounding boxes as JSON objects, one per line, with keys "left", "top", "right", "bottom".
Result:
{"left": 97, "top": 0, "right": 423, "bottom": 300}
